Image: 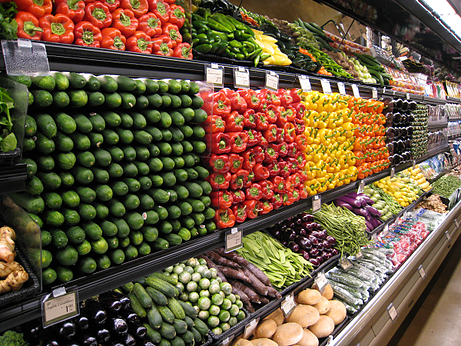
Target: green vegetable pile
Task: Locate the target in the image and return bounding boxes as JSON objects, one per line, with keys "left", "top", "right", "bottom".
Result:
{"left": 313, "top": 203, "right": 370, "bottom": 258}
{"left": 0, "top": 2, "right": 18, "bottom": 40}
{"left": 0, "top": 86, "right": 17, "bottom": 152}
{"left": 431, "top": 174, "right": 461, "bottom": 198}
{"left": 364, "top": 185, "right": 403, "bottom": 221}
{"left": 236, "top": 231, "right": 313, "bottom": 289}
{"left": 9, "top": 73, "right": 216, "bottom": 287}
{"left": 0, "top": 330, "right": 27, "bottom": 346}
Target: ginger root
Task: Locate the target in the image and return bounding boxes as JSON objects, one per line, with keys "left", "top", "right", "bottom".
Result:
{"left": 0, "top": 261, "right": 29, "bottom": 293}
{"left": 0, "top": 226, "right": 16, "bottom": 263}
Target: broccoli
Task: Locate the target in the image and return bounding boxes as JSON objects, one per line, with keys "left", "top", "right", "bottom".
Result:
{"left": 0, "top": 330, "right": 27, "bottom": 346}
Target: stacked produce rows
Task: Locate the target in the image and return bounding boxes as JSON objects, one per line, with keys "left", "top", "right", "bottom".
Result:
{"left": 411, "top": 104, "right": 429, "bottom": 159}
{"left": 11, "top": 73, "right": 215, "bottom": 286}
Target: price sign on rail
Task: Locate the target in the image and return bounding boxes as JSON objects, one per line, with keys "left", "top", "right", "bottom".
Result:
{"left": 234, "top": 66, "right": 250, "bottom": 89}
{"left": 266, "top": 71, "right": 279, "bottom": 90}
{"left": 337, "top": 82, "right": 346, "bottom": 95}
{"left": 352, "top": 84, "right": 360, "bottom": 98}
{"left": 312, "top": 195, "right": 322, "bottom": 213}
{"left": 281, "top": 293, "right": 296, "bottom": 317}
{"left": 206, "top": 63, "right": 224, "bottom": 88}
{"left": 321, "top": 79, "right": 332, "bottom": 94}
{"left": 42, "top": 286, "right": 79, "bottom": 328}
{"left": 225, "top": 227, "right": 242, "bottom": 253}
{"left": 298, "top": 75, "right": 312, "bottom": 92}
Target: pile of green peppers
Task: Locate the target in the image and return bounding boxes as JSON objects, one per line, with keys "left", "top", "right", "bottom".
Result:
{"left": 191, "top": 8, "right": 269, "bottom": 66}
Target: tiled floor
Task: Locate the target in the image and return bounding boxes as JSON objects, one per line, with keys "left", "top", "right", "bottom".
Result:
{"left": 387, "top": 233, "right": 461, "bottom": 346}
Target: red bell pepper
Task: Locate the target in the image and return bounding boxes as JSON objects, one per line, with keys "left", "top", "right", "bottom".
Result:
{"left": 259, "top": 200, "right": 273, "bottom": 215}
{"left": 203, "top": 115, "right": 225, "bottom": 133}
{"left": 242, "top": 200, "right": 259, "bottom": 219}
{"left": 265, "top": 89, "right": 281, "bottom": 106}
{"left": 229, "top": 153, "right": 244, "bottom": 173}
{"left": 84, "top": 1, "right": 112, "bottom": 28}
{"left": 121, "top": 0, "right": 149, "bottom": 18}
{"left": 39, "top": 14, "right": 75, "bottom": 43}
{"left": 232, "top": 204, "right": 247, "bottom": 223}
{"left": 205, "top": 133, "right": 231, "bottom": 154}
{"left": 295, "top": 151, "right": 306, "bottom": 169}
{"left": 215, "top": 209, "right": 236, "bottom": 229}
{"left": 149, "top": 0, "right": 169, "bottom": 24}
{"left": 152, "top": 34, "right": 173, "bottom": 55}
{"left": 208, "top": 172, "right": 231, "bottom": 190}
{"left": 232, "top": 190, "right": 245, "bottom": 204}
{"left": 264, "top": 144, "right": 279, "bottom": 164}
{"left": 137, "top": 12, "right": 162, "bottom": 37}
{"left": 292, "top": 189, "right": 300, "bottom": 202}
{"left": 213, "top": 92, "right": 231, "bottom": 117}
{"left": 299, "top": 186, "right": 308, "bottom": 200}
{"left": 255, "top": 112, "right": 268, "bottom": 131}
{"left": 294, "top": 118, "right": 305, "bottom": 135}
{"left": 282, "top": 191, "right": 295, "bottom": 206}
{"left": 253, "top": 163, "right": 269, "bottom": 182}
{"left": 271, "top": 176, "right": 285, "bottom": 193}
{"left": 287, "top": 142, "right": 299, "bottom": 157}
{"left": 74, "top": 21, "right": 103, "bottom": 47}
{"left": 101, "top": 27, "right": 126, "bottom": 50}
{"left": 283, "top": 106, "right": 297, "bottom": 122}
{"left": 260, "top": 180, "right": 274, "bottom": 200}
{"left": 265, "top": 104, "right": 280, "bottom": 123}
{"left": 17, "top": 0, "right": 52, "bottom": 19}
{"left": 245, "top": 129, "right": 258, "bottom": 147}
{"left": 238, "top": 89, "right": 260, "bottom": 109}
{"left": 223, "top": 111, "right": 244, "bottom": 132}
{"left": 127, "top": 30, "right": 154, "bottom": 53}
{"left": 276, "top": 108, "right": 288, "bottom": 128}
{"left": 228, "top": 132, "right": 248, "bottom": 153}
{"left": 15, "top": 11, "right": 43, "bottom": 40}
{"left": 277, "top": 142, "right": 288, "bottom": 157}
{"left": 267, "top": 162, "right": 280, "bottom": 177}
{"left": 243, "top": 109, "right": 256, "bottom": 129}
{"left": 263, "top": 124, "right": 278, "bottom": 143}
{"left": 55, "top": 0, "right": 85, "bottom": 23}
{"left": 298, "top": 171, "right": 308, "bottom": 184}
{"left": 209, "top": 153, "right": 230, "bottom": 173}
{"left": 230, "top": 169, "right": 250, "bottom": 190}
{"left": 290, "top": 88, "right": 301, "bottom": 103}
{"left": 210, "top": 190, "right": 233, "bottom": 209}
{"left": 279, "top": 161, "right": 291, "bottom": 177}
{"left": 245, "top": 183, "right": 262, "bottom": 200}
{"left": 168, "top": 4, "right": 185, "bottom": 28}
{"left": 271, "top": 193, "right": 283, "bottom": 209}
{"left": 253, "top": 146, "right": 265, "bottom": 163}
{"left": 112, "top": 8, "right": 139, "bottom": 37}
{"left": 230, "top": 92, "right": 248, "bottom": 113}
{"left": 242, "top": 149, "right": 255, "bottom": 171}
{"left": 162, "top": 22, "right": 181, "bottom": 48}
{"left": 286, "top": 158, "right": 298, "bottom": 173}
{"left": 259, "top": 134, "right": 268, "bottom": 149}
{"left": 294, "top": 102, "right": 306, "bottom": 119}
{"left": 277, "top": 88, "right": 293, "bottom": 108}
{"left": 101, "top": 0, "right": 121, "bottom": 12}
{"left": 276, "top": 128, "right": 285, "bottom": 143}
{"left": 173, "top": 42, "right": 193, "bottom": 59}
{"left": 284, "top": 123, "right": 296, "bottom": 143}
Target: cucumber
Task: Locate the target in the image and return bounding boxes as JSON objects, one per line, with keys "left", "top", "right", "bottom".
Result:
{"left": 133, "top": 282, "right": 154, "bottom": 309}
{"left": 145, "top": 323, "right": 162, "bottom": 344}
{"left": 153, "top": 237, "right": 169, "bottom": 250}
{"left": 146, "top": 286, "right": 168, "bottom": 306}
{"left": 140, "top": 226, "right": 158, "bottom": 242}
{"left": 160, "top": 322, "right": 177, "bottom": 340}
{"left": 151, "top": 272, "right": 178, "bottom": 286}
{"left": 172, "top": 319, "right": 187, "bottom": 335}
{"left": 147, "top": 305, "right": 164, "bottom": 329}
{"left": 129, "top": 293, "right": 148, "bottom": 318}
{"left": 68, "top": 90, "right": 88, "bottom": 107}
{"left": 193, "top": 317, "right": 209, "bottom": 336}
{"left": 146, "top": 276, "right": 177, "bottom": 298}
{"left": 167, "top": 297, "right": 186, "bottom": 320}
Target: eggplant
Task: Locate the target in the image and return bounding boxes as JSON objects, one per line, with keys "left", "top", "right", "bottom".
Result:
{"left": 335, "top": 196, "right": 362, "bottom": 208}
{"left": 334, "top": 199, "right": 353, "bottom": 211}
{"left": 352, "top": 207, "right": 370, "bottom": 219}
{"left": 84, "top": 299, "right": 107, "bottom": 325}
{"left": 326, "top": 235, "right": 336, "bottom": 246}
{"left": 365, "top": 205, "right": 381, "bottom": 217}
{"left": 369, "top": 216, "right": 382, "bottom": 228}
{"left": 358, "top": 194, "right": 374, "bottom": 205}
{"left": 365, "top": 220, "right": 374, "bottom": 233}
{"left": 289, "top": 242, "right": 300, "bottom": 252}
{"left": 331, "top": 248, "right": 339, "bottom": 256}
{"left": 310, "top": 258, "right": 320, "bottom": 267}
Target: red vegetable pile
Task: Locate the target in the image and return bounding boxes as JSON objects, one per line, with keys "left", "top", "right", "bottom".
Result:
{"left": 200, "top": 87, "right": 310, "bottom": 228}
{"left": 14, "top": 0, "right": 192, "bottom": 58}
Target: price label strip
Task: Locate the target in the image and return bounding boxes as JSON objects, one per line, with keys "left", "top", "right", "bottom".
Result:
{"left": 315, "top": 272, "right": 329, "bottom": 293}
{"left": 337, "top": 82, "right": 346, "bottom": 95}
{"left": 321, "top": 79, "right": 332, "bottom": 94}
{"left": 352, "top": 84, "right": 360, "bottom": 98}
{"left": 390, "top": 167, "right": 395, "bottom": 178}
{"left": 206, "top": 64, "right": 224, "bottom": 88}
{"left": 225, "top": 227, "right": 243, "bottom": 253}
{"left": 358, "top": 180, "right": 365, "bottom": 194}
{"left": 266, "top": 71, "right": 279, "bottom": 91}
{"left": 340, "top": 258, "right": 353, "bottom": 271}
{"left": 243, "top": 318, "right": 260, "bottom": 339}
{"left": 281, "top": 293, "right": 297, "bottom": 317}
{"left": 298, "top": 75, "right": 312, "bottom": 92}
{"left": 355, "top": 250, "right": 363, "bottom": 259}
{"left": 387, "top": 303, "right": 398, "bottom": 322}
{"left": 372, "top": 87, "right": 378, "bottom": 99}
{"left": 418, "top": 265, "right": 427, "bottom": 280}
{"left": 413, "top": 160, "right": 416, "bottom": 169}
{"left": 42, "top": 286, "right": 79, "bottom": 328}
{"left": 312, "top": 195, "right": 322, "bottom": 214}
{"left": 234, "top": 67, "right": 250, "bottom": 89}
{"left": 221, "top": 336, "right": 234, "bottom": 346}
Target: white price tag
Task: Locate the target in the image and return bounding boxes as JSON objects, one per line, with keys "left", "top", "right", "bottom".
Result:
{"left": 413, "top": 160, "right": 416, "bottom": 169}
{"left": 337, "top": 82, "right": 346, "bottom": 95}
{"left": 266, "top": 71, "right": 279, "bottom": 90}
{"left": 142, "top": 212, "right": 148, "bottom": 220}
{"left": 298, "top": 75, "right": 312, "bottom": 92}
{"left": 390, "top": 167, "right": 395, "bottom": 178}
{"left": 358, "top": 180, "right": 365, "bottom": 193}
{"left": 42, "top": 287, "right": 79, "bottom": 327}
{"left": 340, "top": 258, "right": 353, "bottom": 271}
{"left": 315, "top": 272, "right": 329, "bottom": 293}
{"left": 418, "top": 265, "right": 427, "bottom": 280}
{"left": 312, "top": 195, "right": 322, "bottom": 214}
{"left": 383, "top": 87, "right": 387, "bottom": 94}
{"left": 384, "top": 223, "right": 389, "bottom": 234}
{"left": 221, "top": 336, "right": 234, "bottom": 346}
{"left": 225, "top": 227, "right": 242, "bottom": 252}
{"left": 206, "top": 66, "right": 223, "bottom": 87}
{"left": 446, "top": 231, "right": 452, "bottom": 241}
{"left": 234, "top": 67, "right": 250, "bottom": 89}
{"left": 281, "top": 293, "right": 296, "bottom": 317}
{"left": 356, "top": 250, "right": 363, "bottom": 259}
{"left": 388, "top": 303, "right": 398, "bottom": 321}
{"left": 406, "top": 93, "right": 410, "bottom": 100}
{"left": 326, "top": 335, "right": 334, "bottom": 345}
{"left": 321, "top": 79, "right": 332, "bottom": 94}
{"left": 372, "top": 87, "right": 378, "bottom": 99}
{"left": 243, "top": 318, "right": 260, "bottom": 339}
{"left": 352, "top": 84, "right": 360, "bottom": 98}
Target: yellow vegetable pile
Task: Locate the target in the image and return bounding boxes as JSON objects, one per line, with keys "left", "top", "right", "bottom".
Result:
{"left": 373, "top": 172, "right": 424, "bottom": 207}
{"left": 252, "top": 29, "right": 292, "bottom": 66}
{"left": 404, "top": 166, "right": 431, "bottom": 191}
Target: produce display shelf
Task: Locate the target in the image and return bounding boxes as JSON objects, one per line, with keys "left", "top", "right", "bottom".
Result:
{"left": 448, "top": 134, "right": 461, "bottom": 140}
{"left": 0, "top": 163, "right": 27, "bottom": 195}
{"left": 428, "top": 122, "right": 448, "bottom": 131}
{"left": 446, "top": 96, "right": 461, "bottom": 104}
{"left": 422, "top": 96, "right": 450, "bottom": 105}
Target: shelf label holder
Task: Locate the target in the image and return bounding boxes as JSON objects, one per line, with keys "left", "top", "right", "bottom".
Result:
{"left": 266, "top": 71, "right": 279, "bottom": 91}
{"left": 281, "top": 293, "right": 296, "bottom": 317}
{"left": 225, "top": 227, "right": 242, "bottom": 253}
{"left": 372, "top": 87, "right": 378, "bottom": 99}
{"left": 234, "top": 66, "right": 250, "bottom": 89}
{"left": 2, "top": 39, "right": 50, "bottom": 76}
{"left": 387, "top": 303, "right": 398, "bottom": 322}
{"left": 340, "top": 258, "right": 353, "bottom": 271}
{"left": 298, "top": 75, "right": 312, "bottom": 92}
{"left": 358, "top": 180, "right": 365, "bottom": 193}
{"left": 418, "top": 265, "right": 427, "bottom": 280}
{"left": 243, "top": 318, "right": 260, "bottom": 339}
{"left": 312, "top": 195, "right": 322, "bottom": 214}
{"left": 206, "top": 63, "right": 224, "bottom": 88}
{"left": 315, "top": 272, "right": 329, "bottom": 293}
{"left": 352, "top": 84, "right": 360, "bottom": 98}
{"left": 337, "top": 82, "right": 346, "bottom": 95}
{"left": 41, "top": 286, "right": 79, "bottom": 328}
{"left": 321, "top": 79, "right": 332, "bottom": 94}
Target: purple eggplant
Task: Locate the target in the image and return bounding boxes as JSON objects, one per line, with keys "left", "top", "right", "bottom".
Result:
{"left": 334, "top": 199, "right": 353, "bottom": 210}
{"left": 358, "top": 194, "right": 375, "bottom": 205}
{"left": 369, "top": 216, "right": 382, "bottom": 228}
{"left": 301, "top": 213, "right": 314, "bottom": 222}
{"left": 365, "top": 220, "right": 374, "bottom": 232}
{"left": 335, "top": 196, "right": 362, "bottom": 208}
{"left": 297, "top": 236, "right": 312, "bottom": 250}
{"left": 309, "top": 248, "right": 319, "bottom": 257}
{"left": 353, "top": 207, "right": 370, "bottom": 219}
{"left": 326, "top": 235, "right": 336, "bottom": 246}
{"left": 308, "top": 235, "right": 319, "bottom": 246}
{"left": 322, "top": 239, "right": 331, "bottom": 249}
{"left": 365, "top": 205, "right": 381, "bottom": 217}
{"left": 310, "top": 258, "right": 320, "bottom": 266}
{"left": 289, "top": 242, "right": 300, "bottom": 252}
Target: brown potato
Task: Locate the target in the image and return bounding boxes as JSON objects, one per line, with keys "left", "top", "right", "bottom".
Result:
{"left": 263, "top": 308, "right": 284, "bottom": 326}
{"left": 297, "top": 289, "right": 321, "bottom": 305}
{"left": 233, "top": 338, "right": 253, "bottom": 346}
{"left": 254, "top": 319, "right": 278, "bottom": 339}
{"left": 311, "top": 283, "right": 334, "bottom": 300}
{"left": 308, "top": 316, "right": 335, "bottom": 338}
{"left": 272, "top": 323, "right": 304, "bottom": 346}
{"left": 313, "top": 297, "right": 331, "bottom": 315}
{"left": 250, "top": 338, "right": 278, "bottom": 346}
{"left": 286, "top": 305, "right": 320, "bottom": 328}
{"left": 325, "top": 300, "right": 347, "bottom": 325}
{"left": 297, "top": 329, "right": 319, "bottom": 346}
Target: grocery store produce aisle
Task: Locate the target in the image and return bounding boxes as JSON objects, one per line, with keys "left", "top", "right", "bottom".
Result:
{"left": 387, "top": 231, "right": 461, "bottom": 346}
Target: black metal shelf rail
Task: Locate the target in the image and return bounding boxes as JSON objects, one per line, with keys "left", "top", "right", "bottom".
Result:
{"left": 0, "top": 163, "right": 27, "bottom": 194}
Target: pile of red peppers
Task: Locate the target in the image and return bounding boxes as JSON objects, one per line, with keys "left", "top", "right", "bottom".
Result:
{"left": 201, "top": 87, "right": 310, "bottom": 229}
{"left": 14, "top": 0, "right": 193, "bottom": 58}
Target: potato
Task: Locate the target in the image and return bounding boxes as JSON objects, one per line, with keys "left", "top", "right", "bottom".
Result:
{"left": 297, "top": 329, "right": 319, "bottom": 346}
{"left": 313, "top": 297, "right": 330, "bottom": 315}
{"left": 254, "top": 319, "right": 278, "bottom": 339}
{"left": 297, "top": 289, "right": 321, "bottom": 305}
{"left": 250, "top": 338, "right": 278, "bottom": 346}
{"left": 308, "top": 316, "right": 335, "bottom": 339}
{"left": 286, "top": 305, "right": 319, "bottom": 328}
{"left": 234, "top": 339, "right": 253, "bottom": 346}
{"left": 311, "top": 283, "right": 334, "bottom": 300}
{"left": 325, "top": 300, "right": 347, "bottom": 325}
{"left": 263, "top": 308, "right": 284, "bottom": 326}
{"left": 272, "top": 323, "right": 304, "bottom": 346}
